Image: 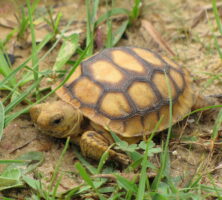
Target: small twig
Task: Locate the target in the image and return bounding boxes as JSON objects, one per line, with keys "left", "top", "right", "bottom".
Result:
{"left": 92, "top": 172, "right": 156, "bottom": 182}
{"left": 191, "top": 2, "right": 222, "bottom": 29}
{"left": 141, "top": 19, "right": 175, "bottom": 56}
{"left": 9, "top": 136, "right": 37, "bottom": 153}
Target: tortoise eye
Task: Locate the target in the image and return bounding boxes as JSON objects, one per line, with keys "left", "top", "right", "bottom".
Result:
{"left": 51, "top": 115, "right": 64, "bottom": 126}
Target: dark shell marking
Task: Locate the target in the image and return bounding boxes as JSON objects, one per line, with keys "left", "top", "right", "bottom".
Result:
{"left": 63, "top": 47, "right": 185, "bottom": 120}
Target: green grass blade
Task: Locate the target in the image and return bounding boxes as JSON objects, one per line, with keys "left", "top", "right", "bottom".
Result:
{"left": 0, "top": 197, "right": 15, "bottom": 200}
{"left": 0, "top": 47, "right": 16, "bottom": 87}
{"left": 75, "top": 162, "right": 95, "bottom": 189}
{"left": 0, "top": 101, "right": 4, "bottom": 141}
{"left": 36, "top": 33, "right": 54, "bottom": 52}
{"left": 0, "top": 32, "right": 53, "bottom": 89}
{"left": 212, "top": 0, "right": 222, "bottom": 35}
{"left": 136, "top": 152, "right": 149, "bottom": 199}
{"left": 162, "top": 73, "right": 173, "bottom": 172}
{"left": 0, "top": 52, "right": 12, "bottom": 77}
{"left": 151, "top": 73, "right": 173, "bottom": 190}
{"left": 22, "top": 175, "right": 41, "bottom": 191}
{"left": 97, "top": 149, "right": 110, "bottom": 174}
{"left": 212, "top": 0, "right": 222, "bottom": 58}
{"left": 86, "top": 0, "right": 93, "bottom": 55}
{"left": 27, "top": 0, "right": 40, "bottom": 99}
{"left": 130, "top": 0, "right": 141, "bottom": 22}
{"left": 0, "top": 168, "right": 23, "bottom": 191}
{"left": 53, "top": 34, "right": 79, "bottom": 71}
{"left": 5, "top": 77, "right": 42, "bottom": 114}
{"left": 95, "top": 8, "right": 130, "bottom": 26}
{"left": 0, "top": 58, "right": 28, "bottom": 89}
{"left": 0, "top": 160, "right": 26, "bottom": 164}
{"left": 0, "top": 33, "right": 53, "bottom": 103}
{"left": 3, "top": 151, "right": 44, "bottom": 174}
{"left": 200, "top": 184, "right": 222, "bottom": 197}
{"left": 105, "top": 18, "right": 113, "bottom": 48}
{"left": 116, "top": 174, "right": 137, "bottom": 194}
{"left": 136, "top": 119, "right": 163, "bottom": 200}
{"left": 0, "top": 152, "right": 43, "bottom": 191}
{"left": 214, "top": 35, "right": 222, "bottom": 58}
{"left": 85, "top": 0, "right": 99, "bottom": 56}
{"left": 112, "top": 20, "right": 129, "bottom": 46}
{"left": 165, "top": 176, "right": 179, "bottom": 194}
{"left": 49, "top": 137, "right": 70, "bottom": 190}
{"left": 184, "top": 104, "right": 222, "bottom": 118}
{"left": 64, "top": 186, "right": 81, "bottom": 200}
{"left": 75, "top": 162, "right": 107, "bottom": 200}
{"left": 52, "top": 174, "right": 63, "bottom": 198}
{"left": 54, "top": 12, "right": 63, "bottom": 35}
{"left": 92, "top": 0, "right": 99, "bottom": 25}
{"left": 211, "top": 109, "right": 222, "bottom": 140}
{"left": 17, "top": 7, "right": 29, "bottom": 39}
{"left": 74, "top": 147, "right": 98, "bottom": 174}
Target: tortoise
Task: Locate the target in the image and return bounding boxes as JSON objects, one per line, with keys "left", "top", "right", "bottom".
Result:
{"left": 30, "top": 46, "right": 212, "bottom": 164}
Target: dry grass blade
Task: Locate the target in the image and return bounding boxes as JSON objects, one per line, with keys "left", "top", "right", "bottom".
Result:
{"left": 191, "top": 2, "right": 222, "bottom": 29}
{"left": 92, "top": 172, "right": 156, "bottom": 182}
{"left": 141, "top": 19, "right": 175, "bottom": 56}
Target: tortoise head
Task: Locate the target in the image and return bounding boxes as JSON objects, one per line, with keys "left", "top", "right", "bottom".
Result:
{"left": 30, "top": 101, "right": 83, "bottom": 138}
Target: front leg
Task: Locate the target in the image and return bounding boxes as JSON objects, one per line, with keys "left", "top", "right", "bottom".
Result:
{"left": 80, "top": 131, "right": 130, "bottom": 165}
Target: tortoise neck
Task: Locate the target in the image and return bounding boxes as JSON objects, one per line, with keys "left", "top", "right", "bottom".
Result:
{"left": 63, "top": 109, "right": 84, "bottom": 137}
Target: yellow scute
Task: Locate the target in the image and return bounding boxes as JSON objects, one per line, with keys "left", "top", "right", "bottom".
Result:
{"left": 162, "top": 56, "right": 180, "bottom": 70}
{"left": 159, "top": 106, "right": 170, "bottom": 129}
{"left": 170, "top": 69, "right": 184, "bottom": 90}
{"left": 100, "top": 93, "right": 131, "bottom": 117}
{"left": 124, "top": 116, "right": 144, "bottom": 136}
{"left": 133, "top": 48, "right": 162, "bottom": 66}
{"left": 80, "top": 107, "right": 96, "bottom": 118}
{"left": 173, "top": 100, "right": 187, "bottom": 121}
{"left": 108, "top": 120, "right": 125, "bottom": 134}
{"left": 74, "top": 77, "right": 102, "bottom": 104}
{"left": 143, "top": 112, "right": 158, "bottom": 131}
{"left": 91, "top": 60, "right": 123, "bottom": 83}
{"left": 111, "top": 50, "right": 144, "bottom": 73}
{"left": 152, "top": 73, "right": 177, "bottom": 99}
{"left": 128, "top": 82, "right": 157, "bottom": 109}
{"left": 66, "top": 66, "right": 82, "bottom": 84}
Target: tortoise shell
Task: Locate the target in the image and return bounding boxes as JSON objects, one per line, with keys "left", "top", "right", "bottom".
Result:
{"left": 56, "top": 46, "right": 194, "bottom": 137}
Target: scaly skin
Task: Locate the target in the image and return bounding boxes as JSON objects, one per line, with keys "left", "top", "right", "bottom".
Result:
{"left": 30, "top": 101, "right": 130, "bottom": 164}
{"left": 80, "top": 131, "right": 130, "bottom": 165}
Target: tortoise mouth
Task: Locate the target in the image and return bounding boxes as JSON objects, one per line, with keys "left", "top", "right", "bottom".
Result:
{"left": 34, "top": 123, "right": 69, "bottom": 138}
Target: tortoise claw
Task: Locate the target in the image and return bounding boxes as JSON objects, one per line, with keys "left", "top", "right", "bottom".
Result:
{"left": 115, "top": 152, "right": 131, "bottom": 165}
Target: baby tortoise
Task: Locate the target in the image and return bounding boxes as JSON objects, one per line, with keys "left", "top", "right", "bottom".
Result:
{"left": 30, "top": 46, "right": 213, "bottom": 164}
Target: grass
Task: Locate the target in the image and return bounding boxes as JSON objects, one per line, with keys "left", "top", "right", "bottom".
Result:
{"left": 0, "top": 0, "right": 222, "bottom": 199}
{"left": 44, "top": 6, "right": 63, "bottom": 39}
{"left": 0, "top": 101, "right": 4, "bottom": 140}
{"left": 212, "top": 0, "right": 222, "bottom": 59}
{"left": 85, "top": 0, "right": 99, "bottom": 56}
{"left": 27, "top": 0, "right": 40, "bottom": 100}
{"left": 130, "top": 0, "right": 142, "bottom": 23}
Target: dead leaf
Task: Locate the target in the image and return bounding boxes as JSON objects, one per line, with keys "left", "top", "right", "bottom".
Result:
{"left": 141, "top": 19, "right": 175, "bottom": 56}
